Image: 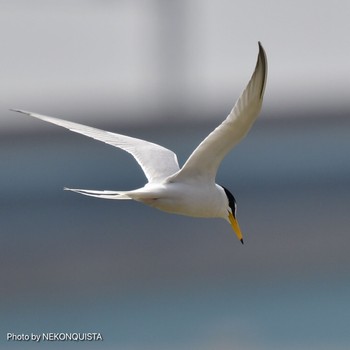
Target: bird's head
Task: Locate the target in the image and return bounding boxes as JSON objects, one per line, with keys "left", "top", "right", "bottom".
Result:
{"left": 222, "top": 186, "right": 244, "bottom": 244}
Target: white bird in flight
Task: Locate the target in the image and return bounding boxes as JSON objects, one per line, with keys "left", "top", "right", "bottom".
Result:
{"left": 12, "top": 42, "right": 267, "bottom": 244}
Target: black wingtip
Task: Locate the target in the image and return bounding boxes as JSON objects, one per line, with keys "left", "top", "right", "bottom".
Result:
{"left": 258, "top": 41, "right": 265, "bottom": 54}
{"left": 256, "top": 42, "right": 267, "bottom": 99}
{"left": 9, "top": 109, "right": 27, "bottom": 115}
{"left": 240, "top": 238, "right": 244, "bottom": 245}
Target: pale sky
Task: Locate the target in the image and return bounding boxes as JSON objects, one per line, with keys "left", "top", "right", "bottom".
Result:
{"left": 1, "top": 0, "right": 349, "bottom": 131}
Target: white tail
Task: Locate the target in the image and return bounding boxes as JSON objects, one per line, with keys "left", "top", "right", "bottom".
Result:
{"left": 64, "top": 187, "right": 132, "bottom": 200}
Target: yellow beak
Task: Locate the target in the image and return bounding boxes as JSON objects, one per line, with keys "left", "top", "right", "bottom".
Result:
{"left": 228, "top": 211, "right": 244, "bottom": 244}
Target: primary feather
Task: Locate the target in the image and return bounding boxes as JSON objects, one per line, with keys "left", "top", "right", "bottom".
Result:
{"left": 172, "top": 42, "right": 267, "bottom": 183}
{"left": 10, "top": 109, "right": 180, "bottom": 183}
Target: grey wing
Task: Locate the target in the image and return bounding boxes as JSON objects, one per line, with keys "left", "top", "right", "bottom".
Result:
{"left": 173, "top": 42, "right": 267, "bottom": 183}
{"left": 11, "top": 110, "right": 180, "bottom": 183}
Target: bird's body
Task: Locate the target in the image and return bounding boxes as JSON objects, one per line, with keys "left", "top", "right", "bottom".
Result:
{"left": 12, "top": 42, "right": 268, "bottom": 243}
{"left": 74, "top": 182, "right": 228, "bottom": 218}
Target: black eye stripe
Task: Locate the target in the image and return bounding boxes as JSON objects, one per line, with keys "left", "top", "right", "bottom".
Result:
{"left": 221, "top": 185, "right": 237, "bottom": 218}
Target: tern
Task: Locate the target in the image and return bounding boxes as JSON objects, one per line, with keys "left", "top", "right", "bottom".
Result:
{"left": 12, "top": 42, "right": 267, "bottom": 244}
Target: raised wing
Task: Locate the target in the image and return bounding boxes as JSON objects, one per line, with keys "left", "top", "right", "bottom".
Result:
{"left": 11, "top": 110, "right": 180, "bottom": 183}
{"left": 173, "top": 42, "right": 267, "bottom": 183}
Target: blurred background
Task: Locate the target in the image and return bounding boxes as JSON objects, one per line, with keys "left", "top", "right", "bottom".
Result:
{"left": 1, "top": 1, "right": 350, "bottom": 349}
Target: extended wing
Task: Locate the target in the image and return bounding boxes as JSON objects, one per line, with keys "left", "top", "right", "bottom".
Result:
{"left": 172, "top": 42, "right": 267, "bottom": 183}
{"left": 11, "top": 110, "right": 180, "bottom": 183}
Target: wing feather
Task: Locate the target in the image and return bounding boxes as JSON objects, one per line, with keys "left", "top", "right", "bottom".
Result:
{"left": 11, "top": 110, "right": 180, "bottom": 183}
{"left": 172, "top": 42, "right": 267, "bottom": 183}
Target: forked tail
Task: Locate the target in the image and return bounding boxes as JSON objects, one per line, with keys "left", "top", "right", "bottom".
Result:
{"left": 64, "top": 187, "right": 132, "bottom": 200}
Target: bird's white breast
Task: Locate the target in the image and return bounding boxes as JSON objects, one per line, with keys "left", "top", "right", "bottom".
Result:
{"left": 134, "top": 182, "right": 227, "bottom": 219}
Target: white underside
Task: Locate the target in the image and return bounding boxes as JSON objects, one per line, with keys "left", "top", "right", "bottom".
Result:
{"left": 64, "top": 182, "right": 228, "bottom": 219}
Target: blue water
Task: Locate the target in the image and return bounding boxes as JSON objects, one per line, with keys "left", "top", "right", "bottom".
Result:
{"left": 2, "top": 275, "right": 350, "bottom": 349}
{"left": 1, "top": 117, "right": 350, "bottom": 349}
